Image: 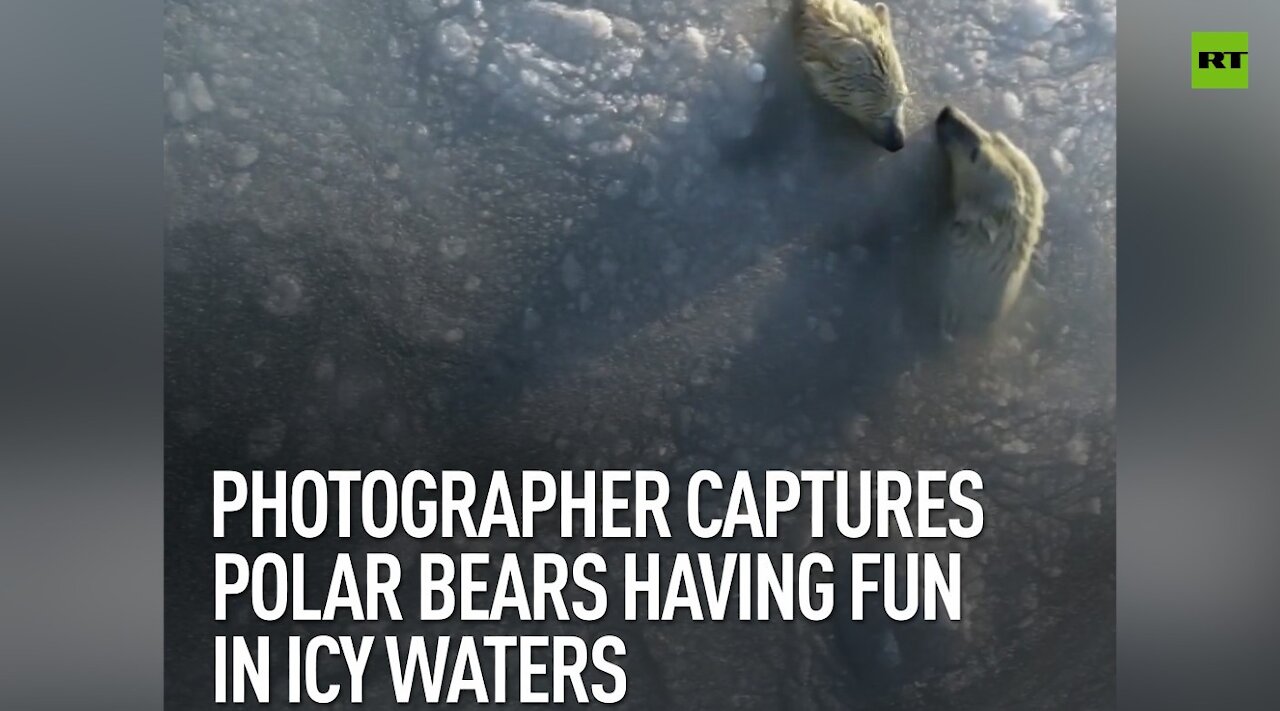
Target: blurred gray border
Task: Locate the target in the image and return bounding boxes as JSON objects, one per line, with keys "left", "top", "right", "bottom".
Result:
{"left": 0, "top": 2, "right": 162, "bottom": 711}
{"left": 3, "top": 0, "right": 1280, "bottom": 709}
{"left": 1120, "top": 1, "right": 1280, "bottom": 709}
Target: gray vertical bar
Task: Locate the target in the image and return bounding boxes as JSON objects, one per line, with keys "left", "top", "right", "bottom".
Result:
{"left": 0, "top": 2, "right": 162, "bottom": 710}
{"left": 1120, "top": 2, "right": 1280, "bottom": 709}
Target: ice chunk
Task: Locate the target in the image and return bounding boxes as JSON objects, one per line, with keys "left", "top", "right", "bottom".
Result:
{"left": 745, "top": 62, "right": 766, "bottom": 84}
{"left": 186, "top": 73, "right": 216, "bottom": 113}
{"left": 168, "top": 89, "right": 194, "bottom": 123}
{"left": 506, "top": 2, "right": 614, "bottom": 63}
{"left": 1020, "top": 0, "right": 1067, "bottom": 37}
{"left": 232, "top": 143, "right": 259, "bottom": 169}
{"left": 671, "top": 27, "right": 709, "bottom": 64}
{"left": 1099, "top": 10, "right": 1116, "bottom": 36}
{"left": 1066, "top": 432, "right": 1091, "bottom": 465}
{"left": 404, "top": 0, "right": 437, "bottom": 22}
{"left": 1050, "top": 147, "right": 1072, "bottom": 175}
{"left": 437, "top": 19, "right": 480, "bottom": 64}
{"left": 1002, "top": 91, "right": 1024, "bottom": 121}
{"left": 587, "top": 134, "right": 634, "bottom": 156}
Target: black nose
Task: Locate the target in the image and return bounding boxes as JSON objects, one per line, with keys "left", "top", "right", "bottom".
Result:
{"left": 937, "top": 106, "right": 955, "bottom": 125}
{"left": 880, "top": 125, "right": 906, "bottom": 152}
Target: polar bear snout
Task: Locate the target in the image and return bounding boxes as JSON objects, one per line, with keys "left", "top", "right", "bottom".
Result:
{"left": 935, "top": 105, "right": 981, "bottom": 151}
{"left": 873, "top": 118, "right": 906, "bottom": 152}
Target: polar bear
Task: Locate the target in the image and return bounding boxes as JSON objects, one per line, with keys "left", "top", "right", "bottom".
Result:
{"left": 795, "top": 0, "right": 910, "bottom": 151}
{"left": 933, "top": 105, "right": 1047, "bottom": 337}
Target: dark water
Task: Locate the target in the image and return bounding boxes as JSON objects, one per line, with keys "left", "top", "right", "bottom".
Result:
{"left": 165, "top": 0, "right": 1115, "bottom": 708}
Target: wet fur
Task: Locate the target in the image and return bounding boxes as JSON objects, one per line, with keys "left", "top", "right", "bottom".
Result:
{"left": 719, "top": 0, "right": 908, "bottom": 166}
{"left": 794, "top": 0, "right": 908, "bottom": 149}
{"left": 936, "top": 107, "right": 1046, "bottom": 338}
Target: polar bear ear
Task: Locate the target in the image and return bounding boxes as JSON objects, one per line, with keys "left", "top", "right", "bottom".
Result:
{"left": 874, "top": 3, "right": 891, "bottom": 25}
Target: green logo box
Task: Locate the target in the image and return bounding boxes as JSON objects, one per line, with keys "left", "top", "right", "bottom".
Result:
{"left": 1192, "top": 32, "right": 1249, "bottom": 89}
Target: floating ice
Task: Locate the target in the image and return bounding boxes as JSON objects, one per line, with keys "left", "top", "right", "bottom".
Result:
{"left": 186, "top": 73, "right": 216, "bottom": 113}
{"left": 672, "top": 26, "right": 709, "bottom": 63}
{"left": 588, "top": 134, "right": 634, "bottom": 156}
{"left": 1002, "top": 91, "right": 1025, "bottom": 121}
{"left": 1050, "top": 147, "right": 1071, "bottom": 175}
{"left": 1019, "top": 0, "right": 1067, "bottom": 37}
{"left": 506, "top": 1, "right": 614, "bottom": 63}
{"left": 404, "top": 0, "right": 437, "bottom": 22}
{"left": 437, "top": 19, "right": 480, "bottom": 65}
{"left": 1099, "top": 9, "right": 1116, "bottom": 36}
{"left": 1067, "top": 432, "right": 1091, "bottom": 465}
{"left": 232, "top": 143, "right": 259, "bottom": 169}
{"left": 168, "top": 89, "right": 194, "bottom": 123}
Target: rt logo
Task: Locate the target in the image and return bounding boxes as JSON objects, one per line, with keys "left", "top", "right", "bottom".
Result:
{"left": 1192, "top": 32, "right": 1249, "bottom": 89}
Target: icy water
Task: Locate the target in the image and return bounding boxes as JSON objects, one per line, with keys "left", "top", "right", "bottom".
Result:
{"left": 165, "top": 0, "right": 1115, "bottom": 708}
